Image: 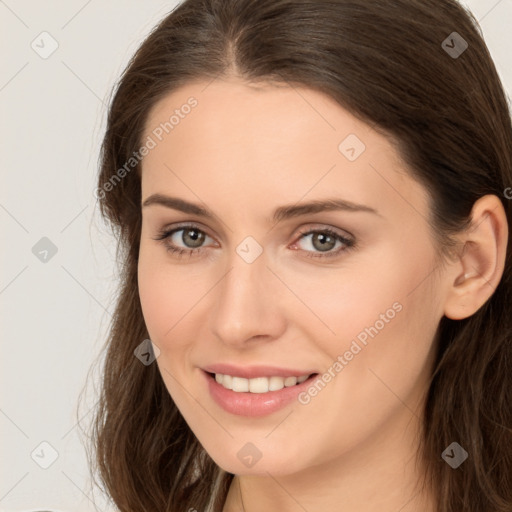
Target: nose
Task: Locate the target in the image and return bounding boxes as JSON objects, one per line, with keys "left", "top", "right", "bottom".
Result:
{"left": 209, "top": 248, "right": 287, "bottom": 347}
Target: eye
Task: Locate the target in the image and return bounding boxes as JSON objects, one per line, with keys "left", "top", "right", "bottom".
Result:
{"left": 153, "top": 224, "right": 355, "bottom": 260}
{"left": 292, "top": 227, "right": 355, "bottom": 259}
{"left": 153, "top": 224, "right": 215, "bottom": 258}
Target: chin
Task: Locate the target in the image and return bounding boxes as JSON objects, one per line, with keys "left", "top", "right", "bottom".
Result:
{"left": 202, "top": 441, "right": 313, "bottom": 477}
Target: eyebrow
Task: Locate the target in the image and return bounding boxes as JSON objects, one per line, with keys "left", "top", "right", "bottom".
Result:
{"left": 141, "top": 194, "right": 380, "bottom": 223}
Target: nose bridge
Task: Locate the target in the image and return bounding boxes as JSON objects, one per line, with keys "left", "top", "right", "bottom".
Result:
{"left": 219, "top": 246, "right": 267, "bottom": 320}
{"left": 209, "top": 241, "right": 283, "bottom": 345}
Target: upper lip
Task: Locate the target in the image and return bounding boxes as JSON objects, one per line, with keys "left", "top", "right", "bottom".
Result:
{"left": 202, "top": 363, "right": 317, "bottom": 379}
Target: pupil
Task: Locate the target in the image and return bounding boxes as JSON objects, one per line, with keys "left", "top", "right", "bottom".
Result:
{"left": 184, "top": 229, "right": 204, "bottom": 248}
{"left": 313, "top": 233, "right": 335, "bottom": 252}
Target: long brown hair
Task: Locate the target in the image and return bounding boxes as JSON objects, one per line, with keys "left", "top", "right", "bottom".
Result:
{"left": 85, "top": 0, "right": 512, "bottom": 510}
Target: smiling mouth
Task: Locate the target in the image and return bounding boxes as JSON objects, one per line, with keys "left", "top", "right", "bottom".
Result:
{"left": 206, "top": 371, "right": 318, "bottom": 393}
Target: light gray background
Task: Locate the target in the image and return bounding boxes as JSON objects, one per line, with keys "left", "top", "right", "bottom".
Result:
{"left": 1, "top": 1, "right": 511, "bottom": 510}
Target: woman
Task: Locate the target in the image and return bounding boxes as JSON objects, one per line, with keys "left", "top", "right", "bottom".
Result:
{"left": 88, "top": 0, "right": 512, "bottom": 510}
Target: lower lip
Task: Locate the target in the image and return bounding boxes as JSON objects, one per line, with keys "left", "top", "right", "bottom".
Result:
{"left": 202, "top": 370, "right": 318, "bottom": 417}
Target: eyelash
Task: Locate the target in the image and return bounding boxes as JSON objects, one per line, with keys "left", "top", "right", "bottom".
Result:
{"left": 153, "top": 224, "right": 355, "bottom": 260}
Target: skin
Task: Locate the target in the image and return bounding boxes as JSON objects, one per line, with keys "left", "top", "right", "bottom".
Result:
{"left": 137, "top": 77, "right": 508, "bottom": 511}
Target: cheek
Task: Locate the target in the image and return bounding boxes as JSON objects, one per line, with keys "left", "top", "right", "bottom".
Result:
{"left": 281, "top": 273, "right": 439, "bottom": 469}
{"left": 137, "top": 246, "right": 197, "bottom": 344}
{"left": 137, "top": 254, "right": 202, "bottom": 407}
{"left": 302, "top": 244, "right": 439, "bottom": 411}
{"left": 275, "top": 241, "right": 436, "bottom": 354}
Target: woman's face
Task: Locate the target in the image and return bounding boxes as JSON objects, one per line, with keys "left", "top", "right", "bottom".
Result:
{"left": 137, "top": 77, "right": 448, "bottom": 475}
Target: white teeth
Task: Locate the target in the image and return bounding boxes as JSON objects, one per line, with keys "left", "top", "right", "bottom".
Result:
{"left": 269, "top": 376, "right": 284, "bottom": 391}
{"left": 249, "top": 377, "right": 268, "bottom": 393}
{"left": 214, "top": 373, "right": 311, "bottom": 393}
{"left": 223, "top": 374, "right": 233, "bottom": 390}
{"left": 284, "top": 376, "right": 297, "bottom": 387}
{"left": 232, "top": 376, "right": 249, "bottom": 392}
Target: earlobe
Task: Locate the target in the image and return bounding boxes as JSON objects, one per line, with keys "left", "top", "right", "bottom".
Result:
{"left": 444, "top": 195, "right": 508, "bottom": 321}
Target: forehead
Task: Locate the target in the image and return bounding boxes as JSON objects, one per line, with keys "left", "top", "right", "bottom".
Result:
{"left": 143, "top": 77, "right": 372, "bottom": 154}
{"left": 140, "top": 78, "right": 428, "bottom": 223}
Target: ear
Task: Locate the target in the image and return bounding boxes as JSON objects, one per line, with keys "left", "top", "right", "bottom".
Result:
{"left": 443, "top": 194, "right": 508, "bottom": 320}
